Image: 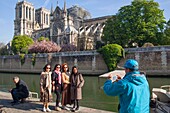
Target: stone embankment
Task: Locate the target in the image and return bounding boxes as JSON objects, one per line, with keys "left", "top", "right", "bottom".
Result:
{"left": 0, "top": 91, "right": 114, "bottom": 113}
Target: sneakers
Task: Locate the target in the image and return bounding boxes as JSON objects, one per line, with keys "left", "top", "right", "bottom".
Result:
{"left": 55, "top": 106, "right": 61, "bottom": 111}
{"left": 75, "top": 107, "right": 79, "bottom": 111}
{"left": 43, "top": 107, "right": 46, "bottom": 112}
{"left": 46, "top": 107, "right": 51, "bottom": 112}
{"left": 71, "top": 107, "right": 76, "bottom": 112}
{"left": 43, "top": 107, "right": 51, "bottom": 112}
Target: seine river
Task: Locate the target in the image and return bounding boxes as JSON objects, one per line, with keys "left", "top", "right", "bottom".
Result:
{"left": 0, "top": 73, "right": 170, "bottom": 112}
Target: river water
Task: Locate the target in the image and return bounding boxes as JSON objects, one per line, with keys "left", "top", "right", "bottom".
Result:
{"left": 0, "top": 73, "right": 169, "bottom": 112}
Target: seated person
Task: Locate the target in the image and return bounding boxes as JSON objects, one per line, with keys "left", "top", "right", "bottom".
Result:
{"left": 10, "top": 76, "right": 29, "bottom": 105}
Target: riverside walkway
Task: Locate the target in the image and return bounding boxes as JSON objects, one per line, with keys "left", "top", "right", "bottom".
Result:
{"left": 0, "top": 91, "right": 115, "bottom": 113}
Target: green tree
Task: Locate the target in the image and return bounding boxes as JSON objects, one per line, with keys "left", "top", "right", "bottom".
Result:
{"left": 102, "top": 0, "right": 166, "bottom": 47}
{"left": 0, "top": 45, "right": 8, "bottom": 55}
{"left": 37, "top": 36, "right": 49, "bottom": 42}
{"left": 11, "top": 35, "right": 34, "bottom": 54}
{"left": 163, "top": 19, "right": 170, "bottom": 45}
{"left": 98, "top": 44, "right": 124, "bottom": 71}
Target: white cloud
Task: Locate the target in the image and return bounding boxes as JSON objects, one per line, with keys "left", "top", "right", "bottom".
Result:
{"left": 43, "top": 0, "right": 50, "bottom": 7}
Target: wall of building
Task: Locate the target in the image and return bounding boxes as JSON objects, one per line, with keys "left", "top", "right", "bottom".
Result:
{"left": 118, "top": 46, "right": 170, "bottom": 76}
{"left": 0, "top": 46, "right": 170, "bottom": 76}
{"left": 0, "top": 51, "right": 107, "bottom": 75}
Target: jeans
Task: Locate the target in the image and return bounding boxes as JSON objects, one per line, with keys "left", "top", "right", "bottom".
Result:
{"left": 11, "top": 88, "right": 28, "bottom": 102}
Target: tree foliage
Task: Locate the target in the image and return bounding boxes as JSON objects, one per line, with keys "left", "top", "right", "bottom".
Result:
{"left": 142, "top": 42, "right": 154, "bottom": 47}
{"left": 98, "top": 44, "right": 124, "bottom": 71}
{"left": 37, "top": 36, "right": 49, "bottom": 42}
{"left": 102, "top": 0, "right": 166, "bottom": 47}
{"left": 28, "top": 40, "right": 61, "bottom": 53}
{"left": 163, "top": 19, "right": 170, "bottom": 45}
{"left": 60, "top": 44, "right": 77, "bottom": 52}
{"left": 0, "top": 45, "right": 8, "bottom": 55}
{"left": 11, "top": 35, "right": 34, "bottom": 54}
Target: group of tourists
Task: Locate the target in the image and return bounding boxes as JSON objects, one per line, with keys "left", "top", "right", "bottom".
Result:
{"left": 9, "top": 59, "right": 150, "bottom": 113}
{"left": 40, "top": 63, "right": 85, "bottom": 112}
{"left": 10, "top": 63, "right": 84, "bottom": 112}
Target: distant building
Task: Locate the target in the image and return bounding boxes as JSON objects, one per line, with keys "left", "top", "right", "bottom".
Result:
{"left": 14, "top": 0, "right": 111, "bottom": 50}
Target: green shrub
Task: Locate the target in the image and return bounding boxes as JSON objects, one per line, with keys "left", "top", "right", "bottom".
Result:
{"left": 98, "top": 44, "right": 124, "bottom": 71}
{"left": 31, "top": 53, "right": 36, "bottom": 66}
{"left": 19, "top": 53, "right": 25, "bottom": 65}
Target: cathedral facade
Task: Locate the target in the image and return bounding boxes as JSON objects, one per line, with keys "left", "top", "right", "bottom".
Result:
{"left": 14, "top": 0, "right": 111, "bottom": 50}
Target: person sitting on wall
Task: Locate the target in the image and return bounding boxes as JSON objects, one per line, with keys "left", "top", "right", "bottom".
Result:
{"left": 10, "top": 76, "right": 29, "bottom": 105}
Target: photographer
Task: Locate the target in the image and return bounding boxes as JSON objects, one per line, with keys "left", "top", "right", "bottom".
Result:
{"left": 103, "top": 59, "right": 150, "bottom": 113}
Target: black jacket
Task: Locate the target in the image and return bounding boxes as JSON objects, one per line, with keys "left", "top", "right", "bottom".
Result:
{"left": 15, "top": 79, "right": 29, "bottom": 96}
{"left": 52, "top": 71, "right": 61, "bottom": 86}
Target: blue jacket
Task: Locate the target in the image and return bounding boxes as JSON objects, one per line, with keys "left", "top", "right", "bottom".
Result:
{"left": 103, "top": 71, "right": 150, "bottom": 113}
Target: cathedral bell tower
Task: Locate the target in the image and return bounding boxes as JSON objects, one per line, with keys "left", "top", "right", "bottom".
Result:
{"left": 14, "top": 0, "right": 35, "bottom": 36}
{"left": 62, "top": 0, "right": 67, "bottom": 30}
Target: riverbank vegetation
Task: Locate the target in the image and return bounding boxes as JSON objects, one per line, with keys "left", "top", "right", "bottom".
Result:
{"left": 102, "top": 0, "right": 170, "bottom": 48}
{"left": 98, "top": 44, "right": 124, "bottom": 71}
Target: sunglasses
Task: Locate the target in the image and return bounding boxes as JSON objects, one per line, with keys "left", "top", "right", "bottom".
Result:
{"left": 46, "top": 67, "right": 51, "bottom": 69}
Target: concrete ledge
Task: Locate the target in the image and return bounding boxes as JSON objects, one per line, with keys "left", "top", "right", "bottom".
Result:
{"left": 0, "top": 91, "right": 115, "bottom": 113}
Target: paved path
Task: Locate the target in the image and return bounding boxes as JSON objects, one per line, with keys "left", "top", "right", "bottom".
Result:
{"left": 0, "top": 91, "right": 115, "bottom": 113}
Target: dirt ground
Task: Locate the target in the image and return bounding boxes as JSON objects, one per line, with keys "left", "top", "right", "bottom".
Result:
{"left": 0, "top": 91, "right": 114, "bottom": 113}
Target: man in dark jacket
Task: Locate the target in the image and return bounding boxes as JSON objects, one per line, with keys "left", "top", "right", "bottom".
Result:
{"left": 10, "top": 76, "right": 29, "bottom": 105}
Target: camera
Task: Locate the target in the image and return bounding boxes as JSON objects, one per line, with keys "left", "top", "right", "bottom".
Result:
{"left": 112, "top": 75, "right": 117, "bottom": 82}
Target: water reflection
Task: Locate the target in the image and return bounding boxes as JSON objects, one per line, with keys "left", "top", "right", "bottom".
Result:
{"left": 0, "top": 73, "right": 169, "bottom": 112}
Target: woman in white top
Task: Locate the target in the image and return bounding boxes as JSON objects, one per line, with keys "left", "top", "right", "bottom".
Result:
{"left": 40, "top": 64, "right": 52, "bottom": 112}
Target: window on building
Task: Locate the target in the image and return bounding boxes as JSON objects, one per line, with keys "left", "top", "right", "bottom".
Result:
{"left": 36, "top": 13, "right": 40, "bottom": 24}
{"left": 29, "top": 8, "right": 31, "bottom": 20}
{"left": 19, "top": 7, "right": 22, "bottom": 18}
{"left": 44, "top": 13, "right": 46, "bottom": 24}
{"left": 26, "top": 7, "right": 28, "bottom": 19}
{"left": 46, "top": 14, "right": 48, "bottom": 25}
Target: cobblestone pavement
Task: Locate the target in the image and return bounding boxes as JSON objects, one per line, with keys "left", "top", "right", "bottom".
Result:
{"left": 0, "top": 91, "right": 115, "bottom": 113}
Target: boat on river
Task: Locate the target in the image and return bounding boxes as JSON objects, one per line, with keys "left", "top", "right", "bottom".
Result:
{"left": 150, "top": 85, "right": 170, "bottom": 113}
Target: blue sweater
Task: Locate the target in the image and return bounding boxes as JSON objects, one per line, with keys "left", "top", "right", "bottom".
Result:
{"left": 103, "top": 71, "right": 150, "bottom": 113}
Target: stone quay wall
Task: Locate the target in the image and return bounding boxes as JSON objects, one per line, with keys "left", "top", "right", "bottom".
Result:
{"left": 0, "top": 51, "right": 108, "bottom": 75}
{"left": 118, "top": 46, "right": 170, "bottom": 76}
{"left": 0, "top": 46, "right": 170, "bottom": 76}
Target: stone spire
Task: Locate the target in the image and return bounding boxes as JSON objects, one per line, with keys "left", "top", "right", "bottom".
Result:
{"left": 63, "top": 0, "right": 66, "bottom": 13}
{"left": 50, "top": 3, "right": 53, "bottom": 15}
{"left": 63, "top": 0, "right": 67, "bottom": 29}
{"left": 57, "top": 1, "right": 59, "bottom": 7}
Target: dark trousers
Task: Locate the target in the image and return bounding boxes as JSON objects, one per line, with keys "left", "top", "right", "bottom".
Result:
{"left": 55, "top": 85, "right": 61, "bottom": 107}
{"left": 11, "top": 88, "right": 28, "bottom": 102}
{"left": 73, "top": 99, "right": 79, "bottom": 109}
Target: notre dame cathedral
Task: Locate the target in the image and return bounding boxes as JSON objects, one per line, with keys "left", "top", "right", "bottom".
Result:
{"left": 14, "top": 0, "right": 111, "bottom": 50}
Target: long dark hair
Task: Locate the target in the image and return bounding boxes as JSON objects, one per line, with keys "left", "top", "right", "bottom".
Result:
{"left": 71, "top": 66, "right": 78, "bottom": 75}
{"left": 53, "top": 64, "right": 61, "bottom": 71}
{"left": 43, "top": 64, "right": 51, "bottom": 72}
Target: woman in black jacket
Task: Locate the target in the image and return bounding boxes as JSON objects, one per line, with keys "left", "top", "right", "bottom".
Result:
{"left": 52, "top": 64, "right": 62, "bottom": 111}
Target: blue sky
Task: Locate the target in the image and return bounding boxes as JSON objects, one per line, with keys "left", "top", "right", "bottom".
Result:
{"left": 0, "top": 0, "right": 170, "bottom": 44}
